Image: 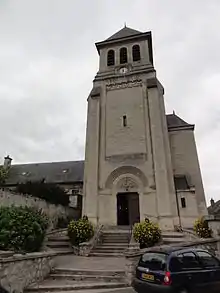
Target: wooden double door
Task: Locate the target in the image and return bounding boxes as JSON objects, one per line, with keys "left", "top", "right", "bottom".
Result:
{"left": 117, "top": 192, "right": 140, "bottom": 226}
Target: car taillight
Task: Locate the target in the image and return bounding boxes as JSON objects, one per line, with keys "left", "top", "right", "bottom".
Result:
{"left": 163, "top": 271, "right": 172, "bottom": 286}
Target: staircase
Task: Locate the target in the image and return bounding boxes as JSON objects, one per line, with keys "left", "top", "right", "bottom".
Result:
{"left": 46, "top": 232, "right": 73, "bottom": 255}
{"left": 25, "top": 268, "right": 129, "bottom": 292}
{"left": 162, "top": 231, "right": 191, "bottom": 246}
{"left": 89, "top": 227, "right": 130, "bottom": 257}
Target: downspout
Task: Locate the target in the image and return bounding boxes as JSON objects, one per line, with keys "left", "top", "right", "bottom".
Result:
{"left": 175, "top": 189, "right": 182, "bottom": 227}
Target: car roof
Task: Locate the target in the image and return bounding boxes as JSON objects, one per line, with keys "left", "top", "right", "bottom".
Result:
{"left": 142, "top": 246, "right": 208, "bottom": 255}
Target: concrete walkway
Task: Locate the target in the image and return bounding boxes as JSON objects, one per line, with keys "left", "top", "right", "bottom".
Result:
{"left": 55, "top": 255, "right": 127, "bottom": 271}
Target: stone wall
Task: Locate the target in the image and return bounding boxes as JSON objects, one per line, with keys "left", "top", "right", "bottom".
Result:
{"left": 0, "top": 251, "right": 56, "bottom": 293}
{"left": 0, "top": 188, "right": 76, "bottom": 230}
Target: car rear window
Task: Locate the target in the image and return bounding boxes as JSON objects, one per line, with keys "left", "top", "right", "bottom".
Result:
{"left": 139, "top": 252, "right": 168, "bottom": 271}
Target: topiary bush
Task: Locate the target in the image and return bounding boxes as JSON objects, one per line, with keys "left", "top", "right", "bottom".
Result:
{"left": 194, "top": 218, "right": 212, "bottom": 238}
{"left": 133, "top": 218, "right": 161, "bottom": 249}
{"left": 0, "top": 206, "right": 49, "bottom": 252}
{"left": 68, "top": 215, "right": 94, "bottom": 246}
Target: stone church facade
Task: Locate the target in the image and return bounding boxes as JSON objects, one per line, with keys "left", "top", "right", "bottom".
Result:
{"left": 1, "top": 26, "right": 208, "bottom": 231}
{"left": 83, "top": 26, "right": 208, "bottom": 230}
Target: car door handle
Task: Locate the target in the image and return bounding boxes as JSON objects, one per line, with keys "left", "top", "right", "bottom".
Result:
{"left": 187, "top": 274, "right": 192, "bottom": 280}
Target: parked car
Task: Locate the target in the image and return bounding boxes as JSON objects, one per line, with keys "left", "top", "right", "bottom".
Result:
{"left": 132, "top": 246, "right": 220, "bottom": 293}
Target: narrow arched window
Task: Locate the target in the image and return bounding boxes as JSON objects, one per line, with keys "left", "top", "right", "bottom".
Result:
{"left": 120, "top": 47, "right": 128, "bottom": 64}
{"left": 132, "top": 45, "right": 141, "bottom": 61}
{"left": 107, "top": 50, "right": 115, "bottom": 66}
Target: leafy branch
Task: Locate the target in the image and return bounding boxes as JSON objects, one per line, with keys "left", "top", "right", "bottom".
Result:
{"left": 0, "top": 166, "right": 9, "bottom": 186}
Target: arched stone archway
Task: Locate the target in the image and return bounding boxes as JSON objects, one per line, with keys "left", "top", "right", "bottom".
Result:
{"left": 112, "top": 174, "right": 142, "bottom": 226}
{"left": 105, "top": 166, "right": 148, "bottom": 190}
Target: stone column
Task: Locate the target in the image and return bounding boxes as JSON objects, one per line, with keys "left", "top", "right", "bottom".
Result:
{"left": 147, "top": 78, "right": 174, "bottom": 230}
{"left": 83, "top": 89, "right": 101, "bottom": 225}
{"left": 158, "top": 85, "right": 179, "bottom": 226}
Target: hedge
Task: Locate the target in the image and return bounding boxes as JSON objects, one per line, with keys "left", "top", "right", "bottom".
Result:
{"left": 0, "top": 206, "right": 48, "bottom": 252}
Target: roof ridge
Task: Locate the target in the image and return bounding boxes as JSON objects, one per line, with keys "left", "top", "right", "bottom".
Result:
{"left": 105, "top": 26, "right": 142, "bottom": 41}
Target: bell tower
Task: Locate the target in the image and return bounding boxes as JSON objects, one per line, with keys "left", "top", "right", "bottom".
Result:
{"left": 83, "top": 26, "right": 179, "bottom": 230}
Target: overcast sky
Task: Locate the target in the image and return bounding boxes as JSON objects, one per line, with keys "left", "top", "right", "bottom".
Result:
{"left": 0, "top": 0, "right": 219, "bottom": 203}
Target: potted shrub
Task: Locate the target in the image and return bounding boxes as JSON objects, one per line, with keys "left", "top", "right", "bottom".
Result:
{"left": 194, "top": 218, "right": 212, "bottom": 238}
{"left": 133, "top": 218, "right": 161, "bottom": 249}
{"left": 67, "top": 215, "right": 94, "bottom": 246}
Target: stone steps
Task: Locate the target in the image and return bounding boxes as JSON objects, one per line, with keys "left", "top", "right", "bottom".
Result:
{"left": 47, "top": 247, "right": 74, "bottom": 255}
{"left": 162, "top": 238, "right": 188, "bottom": 245}
{"left": 25, "top": 268, "right": 128, "bottom": 292}
{"left": 49, "top": 273, "right": 124, "bottom": 282}
{"left": 47, "top": 242, "right": 72, "bottom": 248}
{"left": 102, "top": 234, "right": 129, "bottom": 238}
{"left": 95, "top": 245, "right": 127, "bottom": 249}
{"left": 162, "top": 232, "right": 185, "bottom": 239}
{"left": 99, "top": 242, "right": 128, "bottom": 249}
{"left": 92, "top": 248, "right": 126, "bottom": 253}
{"left": 46, "top": 234, "right": 73, "bottom": 255}
{"left": 25, "top": 281, "right": 129, "bottom": 292}
{"left": 47, "top": 236, "right": 69, "bottom": 242}
{"left": 89, "top": 252, "right": 125, "bottom": 257}
{"left": 53, "top": 269, "right": 125, "bottom": 277}
{"left": 102, "top": 239, "right": 129, "bottom": 244}
{"left": 89, "top": 228, "right": 130, "bottom": 257}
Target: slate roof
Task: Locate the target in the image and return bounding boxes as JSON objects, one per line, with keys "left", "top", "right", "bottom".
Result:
{"left": 105, "top": 26, "right": 142, "bottom": 41}
{"left": 166, "top": 113, "right": 194, "bottom": 130}
{"left": 2, "top": 114, "right": 193, "bottom": 186}
{"left": 208, "top": 201, "right": 220, "bottom": 215}
{"left": 4, "top": 160, "right": 84, "bottom": 186}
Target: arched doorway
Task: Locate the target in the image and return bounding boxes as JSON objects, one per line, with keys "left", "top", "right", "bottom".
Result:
{"left": 117, "top": 192, "right": 140, "bottom": 226}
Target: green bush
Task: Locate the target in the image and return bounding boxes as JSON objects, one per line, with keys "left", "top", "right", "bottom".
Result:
{"left": 0, "top": 166, "right": 9, "bottom": 186}
{"left": 133, "top": 218, "right": 161, "bottom": 249}
{"left": 68, "top": 215, "right": 94, "bottom": 246}
{"left": 0, "top": 206, "right": 49, "bottom": 252}
{"left": 16, "top": 181, "right": 70, "bottom": 206}
{"left": 194, "top": 218, "right": 212, "bottom": 238}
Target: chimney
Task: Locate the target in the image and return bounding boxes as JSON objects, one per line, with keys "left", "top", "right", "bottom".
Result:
{"left": 210, "top": 198, "right": 215, "bottom": 207}
{"left": 4, "top": 155, "right": 12, "bottom": 169}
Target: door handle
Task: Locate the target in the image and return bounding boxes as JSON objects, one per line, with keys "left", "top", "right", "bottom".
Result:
{"left": 187, "top": 274, "right": 192, "bottom": 280}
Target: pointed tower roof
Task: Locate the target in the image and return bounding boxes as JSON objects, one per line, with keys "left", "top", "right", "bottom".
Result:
{"left": 95, "top": 26, "right": 152, "bottom": 57}
{"left": 166, "top": 113, "right": 194, "bottom": 131}
{"left": 105, "top": 26, "right": 142, "bottom": 41}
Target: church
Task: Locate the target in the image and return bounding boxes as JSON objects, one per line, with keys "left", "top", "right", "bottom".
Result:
{"left": 1, "top": 26, "right": 208, "bottom": 231}
{"left": 82, "top": 26, "right": 208, "bottom": 230}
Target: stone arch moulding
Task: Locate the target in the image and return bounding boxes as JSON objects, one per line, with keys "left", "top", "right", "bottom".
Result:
{"left": 105, "top": 166, "right": 148, "bottom": 190}
{"left": 113, "top": 174, "right": 141, "bottom": 193}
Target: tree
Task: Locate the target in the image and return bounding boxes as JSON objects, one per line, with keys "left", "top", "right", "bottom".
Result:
{"left": 0, "top": 166, "right": 9, "bottom": 187}
{"left": 16, "top": 181, "right": 70, "bottom": 206}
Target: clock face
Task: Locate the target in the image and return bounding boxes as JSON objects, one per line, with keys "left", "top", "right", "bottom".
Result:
{"left": 119, "top": 67, "right": 128, "bottom": 74}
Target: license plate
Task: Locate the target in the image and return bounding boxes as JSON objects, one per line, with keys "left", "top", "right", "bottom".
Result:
{"left": 141, "top": 273, "right": 155, "bottom": 281}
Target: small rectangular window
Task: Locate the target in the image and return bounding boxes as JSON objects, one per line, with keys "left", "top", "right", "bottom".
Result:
{"left": 174, "top": 175, "right": 189, "bottom": 190}
{"left": 181, "top": 197, "right": 186, "bottom": 208}
{"left": 123, "top": 115, "right": 127, "bottom": 127}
